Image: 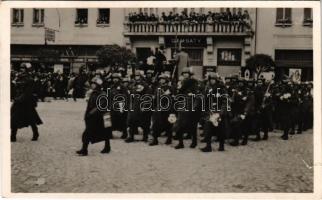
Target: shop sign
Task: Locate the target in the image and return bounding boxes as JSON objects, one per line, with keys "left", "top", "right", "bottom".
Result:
{"left": 165, "top": 37, "right": 206, "bottom": 47}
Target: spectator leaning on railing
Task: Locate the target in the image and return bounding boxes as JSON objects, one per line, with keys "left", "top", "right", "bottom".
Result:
{"left": 126, "top": 9, "right": 252, "bottom": 33}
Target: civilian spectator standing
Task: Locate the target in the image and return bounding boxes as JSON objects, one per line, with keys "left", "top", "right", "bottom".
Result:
{"left": 174, "top": 47, "right": 190, "bottom": 79}
{"left": 154, "top": 48, "right": 167, "bottom": 76}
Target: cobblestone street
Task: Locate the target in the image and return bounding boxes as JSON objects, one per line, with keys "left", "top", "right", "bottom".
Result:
{"left": 11, "top": 100, "right": 313, "bottom": 193}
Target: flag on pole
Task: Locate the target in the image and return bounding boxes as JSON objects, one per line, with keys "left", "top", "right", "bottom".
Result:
{"left": 45, "top": 27, "right": 55, "bottom": 42}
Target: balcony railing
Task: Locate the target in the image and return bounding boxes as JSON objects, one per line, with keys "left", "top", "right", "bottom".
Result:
{"left": 124, "top": 21, "right": 252, "bottom": 35}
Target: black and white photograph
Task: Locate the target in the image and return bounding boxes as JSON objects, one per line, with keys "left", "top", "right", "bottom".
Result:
{"left": 1, "top": 1, "right": 322, "bottom": 198}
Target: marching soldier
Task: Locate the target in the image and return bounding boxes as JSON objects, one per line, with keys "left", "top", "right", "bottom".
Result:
{"left": 228, "top": 83, "right": 245, "bottom": 146}
{"left": 240, "top": 83, "right": 257, "bottom": 145}
{"left": 125, "top": 71, "right": 153, "bottom": 143}
{"left": 110, "top": 72, "right": 129, "bottom": 139}
{"left": 259, "top": 80, "right": 274, "bottom": 140}
{"left": 200, "top": 72, "right": 230, "bottom": 152}
{"left": 173, "top": 68, "right": 201, "bottom": 149}
{"left": 150, "top": 73, "right": 175, "bottom": 146}
{"left": 277, "top": 81, "right": 294, "bottom": 140}
{"left": 76, "top": 77, "right": 111, "bottom": 156}
{"left": 11, "top": 63, "right": 42, "bottom": 142}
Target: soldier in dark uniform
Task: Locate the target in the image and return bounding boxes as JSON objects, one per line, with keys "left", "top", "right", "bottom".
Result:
{"left": 11, "top": 63, "right": 42, "bottom": 142}
{"left": 259, "top": 80, "right": 274, "bottom": 140}
{"left": 240, "top": 83, "right": 257, "bottom": 145}
{"left": 229, "top": 79, "right": 247, "bottom": 146}
{"left": 149, "top": 73, "right": 175, "bottom": 146}
{"left": 200, "top": 72, "right": 230, "bottom": 152}
{"left": 76, "top": 77, "right": 111, "bottom": 156}
{"left": 277, "top": 82, "right": 294, "bottom": 140}
{"left": 125, "top": 71, "right": 153, "bottom": 143}
{"left": 110, "top": 72, "right": 129, "bottom": 139}
{"left": 173, "top": 68, "right": 201, "bottom": 149}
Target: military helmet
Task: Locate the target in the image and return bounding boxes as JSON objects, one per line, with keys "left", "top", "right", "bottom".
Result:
{"left": 181, "top": 67, "right": 194, "bottom": 75}
{"left": 91, "top": 77, "right": 103, "bottom": 86}
{"left": 158, "top": 73, "right": 170, "bottom": 80}
{"left": 146, "top": 69, "right": 154, "bottom": 75}
{"left": 122, "top": 77, "right": 130, "bottom": 82}
{"left": 20, "top": 62, "right": 32, "bottom": 69}
{"left": 112, "top": 72, "right": 122, "bottom": 79}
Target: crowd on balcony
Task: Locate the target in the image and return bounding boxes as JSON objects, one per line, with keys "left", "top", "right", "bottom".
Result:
{"left": 128, "top": 9, "right": 251, "bottom": 26}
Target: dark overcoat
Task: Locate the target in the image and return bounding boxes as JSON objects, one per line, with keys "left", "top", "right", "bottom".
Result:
{"left": 11, "top": 77, "right": 43, "bottom": 129}
{"left": 82, "top": 89, "right": 111, "bottom": 144}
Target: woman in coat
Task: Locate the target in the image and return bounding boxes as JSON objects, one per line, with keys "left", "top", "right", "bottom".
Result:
{"left": 76, "top": 77, "right": 112, "bottom": 156}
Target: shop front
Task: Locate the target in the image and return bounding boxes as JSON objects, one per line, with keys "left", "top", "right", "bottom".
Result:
{"left": 275, "top": 49, "right": 313, "bottom": 81}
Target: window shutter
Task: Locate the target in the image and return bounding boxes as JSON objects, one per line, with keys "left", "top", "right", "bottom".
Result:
{"left": 285, "top": 8, "right": 292, "bottom": 21}
{"left": 20, "top": 9, "right": 24, "bottom": 22}
{"left": 276, "top": 8, "right": 283, "bottom": 22}
{"left": 41, "top": 9, "right": 44, "bottom": 23}
{"left": 304, "top": 8, "right": 312, "bottom": 20}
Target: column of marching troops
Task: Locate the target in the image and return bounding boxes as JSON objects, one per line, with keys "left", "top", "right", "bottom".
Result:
{"left": 10, "top": 63, "right": 313, "bottom": 156}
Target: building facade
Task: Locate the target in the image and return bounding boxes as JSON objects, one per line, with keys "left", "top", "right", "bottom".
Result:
{"left": 255, "top": 8, "right": 313, "bottom": 81}
{"left": 10, "top": 7, "right": 313, "bottom": 80}
{"left": 11, "top": 8, "right": 125, "bottom": 73}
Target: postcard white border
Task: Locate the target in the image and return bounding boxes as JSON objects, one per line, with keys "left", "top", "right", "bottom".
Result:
{"left": 0, "top": 1, "right": 321, "bottom": 199}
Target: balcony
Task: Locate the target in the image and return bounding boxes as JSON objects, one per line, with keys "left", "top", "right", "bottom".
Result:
{"left": 124, "top": 21, "right": 252, "bottom": 36}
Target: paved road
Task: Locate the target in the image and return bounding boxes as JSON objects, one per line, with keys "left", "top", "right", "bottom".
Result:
{"left": 11, "top": 100, "right": 313, "bottom": 193}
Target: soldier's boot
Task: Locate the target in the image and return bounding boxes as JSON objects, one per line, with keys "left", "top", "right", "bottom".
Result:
{"left": 190, "top": 138, "right": 197, "bottom": 148}
{"left": 218, "top": 141, "right": 225, "bottom": 151}
{"left": 190, "top": 130, "right": 197, "bottom": 148}
{"left": 76, "top": 142, "right": 88, "bottom": 156}
{"left": 149, "top": 131, "right": 159, "bottom": 146}
{"left": 101, "top": 139, "right": 111, "bottom": 154}
{"left": 165, "top": 130, "right": 172, "bottom": 145}
{"left": 253, "top": 133, "right": 261, "bottom": 141}
{"left": 165, "top": 137, "right": 172, "bottom": 145}
{"left": 230, "top": 140, "right": 239, "bottom": 146}
{"left": 262, "top": 131, "right": 268, "bottom": 140}
{"left": 289, "top": 127, "right": 295, "bottom": 135}
{"left": 175, "top": 142, "right": 184, "bottom": 149}
{"left": 31, "top": 125, "right": 39, "bottom": 141}
{"left": 142, "top": 129, "right": 149, "bottom": 142}
{"left": 125, "top": 127, "right": 135, "bottom": 143}
{"left": 121, "top": 129, "right": 128, "bottom": 139}
{"left": 281, "top": 129, "right": 289, "bottom": 140}
{"left": 11, "top": 129, "right": 17, "bottom": 142}
{"left": 200, "top": 142, "right": 212, "bottom": 152}
{"left": 241, "top": 135, "right": 248, "bottom": 145}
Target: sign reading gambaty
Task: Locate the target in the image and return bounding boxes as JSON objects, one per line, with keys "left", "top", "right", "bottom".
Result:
{"left": 165, "top": 36, "right": 207, "bottom": 47}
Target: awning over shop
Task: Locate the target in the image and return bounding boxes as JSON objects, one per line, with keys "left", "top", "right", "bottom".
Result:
{"left": 275, "top": 49, "right": 313, "bottom": 68}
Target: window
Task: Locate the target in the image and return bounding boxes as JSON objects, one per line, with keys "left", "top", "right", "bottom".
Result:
{"left": 12, "top": 9, "right": 24, "bottom": 25}
{"left": 276, "top": 8, "right": 292, "bottom": 25}
{"left": 97, "top": 8, "right": 110, "bottom": 25}
{"left": 217, "top": 49, "right": 242, "bottom": 66}
{"left": 33, "top": 9, "right": 44, "bottom": 25}
{"left": 303, "top": 8, "right": 313, "bottom": 25}
{"left": 75, "top": 9, "right": 88, "bottom": 25}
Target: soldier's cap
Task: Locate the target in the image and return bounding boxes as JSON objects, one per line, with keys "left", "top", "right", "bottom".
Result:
{"left": 91, "top": 77, "right": 103, "bottom": 86}
{"left": 95, "top": 69, "right": 104, "bottom": 75}
{"left": 181, "top": 67, "right": 194, "bottom": 75}
{"left": 158, "top": 73, "right": 170, "bottom": 80}
{"left": 20, "top": 62, "right": 32, "bottom": 69}
{"left": 118, "top": 67, "right": 125, "bottom": 71}
{"left": 146, "top": 69, "right": 154, "bottom": 74}
{"left": 122, "top": 77, "right": 130, "bottom": 82}
{"left": 135, "top": 70, "right": 145, "bottom": 76}
{"left": 208, "top": 72, "right": 218, "bottom": 79}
